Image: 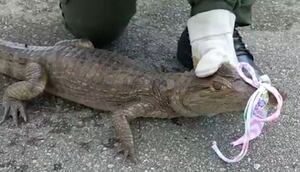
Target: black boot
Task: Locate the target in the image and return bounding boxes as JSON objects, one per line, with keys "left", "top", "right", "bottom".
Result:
{"left": 176, "top": 28, "right": 193, "bottom": 70}
{"left": 233, "top": 28, "right": 262, "bottom": 76}
{"left": 176, "top": 27, "right": 262, "bottom": 75}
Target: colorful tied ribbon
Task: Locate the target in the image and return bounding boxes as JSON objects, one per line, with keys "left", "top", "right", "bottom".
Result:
{"left": 212, "top": 62, "right": 283, "bottom": 163}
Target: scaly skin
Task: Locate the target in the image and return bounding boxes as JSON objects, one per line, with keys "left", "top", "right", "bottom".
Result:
{"left": 0, "top": 38, "right": 259, "bottom": 161}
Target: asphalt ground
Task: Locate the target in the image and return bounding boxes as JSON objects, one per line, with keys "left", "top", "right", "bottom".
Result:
{"left": 0, "top": 0, "right": 299, "bottom": 171}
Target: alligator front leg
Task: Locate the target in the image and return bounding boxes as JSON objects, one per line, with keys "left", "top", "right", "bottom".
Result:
{"left": 112, "top": 102, "right": 170, "bottom": 162}
{"left": 0, "top": 63, "right": 47, "bottom": 126}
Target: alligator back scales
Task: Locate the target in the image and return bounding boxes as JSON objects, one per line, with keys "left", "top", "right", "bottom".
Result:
{"left": 0, "top": 39, "right": 161, "bottom": 111}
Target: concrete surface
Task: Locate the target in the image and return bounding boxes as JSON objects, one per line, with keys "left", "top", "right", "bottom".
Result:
{"left": 0, "top": 0, "right": 299, "bottom": 171}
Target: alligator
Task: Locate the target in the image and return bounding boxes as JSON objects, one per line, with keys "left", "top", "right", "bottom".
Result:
{"left": 0, "top": 38, "right": 278, "bottom": 161}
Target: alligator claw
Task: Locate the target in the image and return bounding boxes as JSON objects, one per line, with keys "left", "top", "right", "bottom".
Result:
{"left": 0, "top": 98, "right": 27, "bottom": 126}
{"left": 124, "top": 149, "right": 138, "bottom": 164}
{"left": 117, "top": 147, "right": 138, "bottom": 164}
{"left": 0, "top": 105, "right": 9, "bottom": 125}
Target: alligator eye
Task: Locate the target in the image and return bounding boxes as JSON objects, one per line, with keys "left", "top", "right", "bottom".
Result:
{"left": 212, "top": 82, "right": 223, "bottom": 90}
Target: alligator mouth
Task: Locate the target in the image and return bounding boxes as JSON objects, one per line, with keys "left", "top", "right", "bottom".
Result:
{"left": 183, "top": 91, "right": 251, "bottom": 114}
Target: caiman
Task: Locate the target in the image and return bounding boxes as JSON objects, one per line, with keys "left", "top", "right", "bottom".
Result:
{"left": 0, "top": 38, "right": 276, "bottom": 161}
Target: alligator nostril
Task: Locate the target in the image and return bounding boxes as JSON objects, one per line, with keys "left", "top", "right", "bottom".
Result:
{"left": 213, "top": 82, "right": 222, "bottom": 90}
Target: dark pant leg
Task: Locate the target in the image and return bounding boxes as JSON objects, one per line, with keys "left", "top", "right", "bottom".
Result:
{"left": 187, "top": 0, "right": 256, "bottom": 25}
{"left": 233, "top": 0, "right": 256, "bottom": 26}
{"left": 59, "top": 0, "right": 137, "bottom": 47}
{"left": 177, "top": 0, "right": 256, "bottom": 69}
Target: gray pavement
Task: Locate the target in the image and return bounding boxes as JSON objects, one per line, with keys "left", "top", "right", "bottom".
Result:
{"left": 0, "top": 0, "right": 299, "bottom": 171}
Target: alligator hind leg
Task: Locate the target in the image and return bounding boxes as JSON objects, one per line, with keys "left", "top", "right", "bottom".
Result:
{"left": 0, "top": 63, "right": 47, "bottom": 126}
{"left": 54, "top": 39, "right": 94, "bottom": 49}
{"left": 112, "top": 102, "right": 170, "bottom": 162}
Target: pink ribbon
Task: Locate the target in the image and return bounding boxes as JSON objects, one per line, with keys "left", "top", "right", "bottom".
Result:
{"left": 212, "top": 62, "right": 284, "bottom": 163}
